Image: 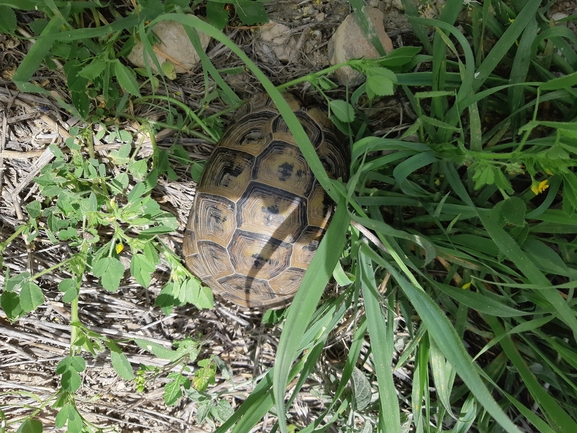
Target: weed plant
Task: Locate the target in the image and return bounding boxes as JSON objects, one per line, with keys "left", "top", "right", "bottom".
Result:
{"left": 0, "top": 0, "right": 576, "bottom": 432}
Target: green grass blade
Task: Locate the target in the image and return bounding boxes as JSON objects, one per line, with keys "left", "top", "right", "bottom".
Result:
{"left": 12, "top": 11, "right": 68, "bottom": 91}
{"left": 214, "top": 371, "right": 274, "bottom": 432}
{"left": 352, "top": 214, "right": 435, "bottom": 265}
{"left": 412, "top": 333, "right": 430, "bottom": 433}
{"left": 502, "top": 391, "right": 557, "bottom": 433}
{"left": 348, "top": 0, "right": 386, "bottom": 56}
{"left": 507, "top": 16, "right": 538, "bottom": 134}
{"left": 400, "top": 0, "right": 432, "bottom": 53}
{"left": 444, "top": 161, "right": 577, "bottom": 339}
{"left": 478, "top": 316, "right": 556, "bottom": 359}
{"left": 39, "top": 14, "right": 140, "bottom": 42}
{"left": 361, "top": 246, "right": 522, "bottom": 433}
{"left": 393, "top": 152, "right": 438, "bottom": 196}
{"left": 452, "top": 395, "right": 477, "bottom": 433}
{"left": 429, "top": 339, "right": 457, "bottom": 418}
{"left": 284, "top": 300, "right": 349, "bottom": 416}
{"left": 548, "top": 336, "right": 577, "bottom": 370}
{"left": 522, "top": 334, "right": 577, "bottom": 394}
{"left": 404, "top": 16, "right": 477, "bottom": 143}
{"left": 477, "top": 213, "right": 577, "bottom": 340}
{"left": 359, "top": 245, "right": 400, "bottom": 432}
{"left": 273, "top": 202, "right": 349, "bottom": 432}
{"left": 400, "top": 280, "right": 521, "bottom": 433}
{"left": 182, "top": 26, "right": 240, "bottom": 105}
{"left": 532, "top": 26, "right": 577, "bottom": 71}
{"left": 432, "top": 281, "right": 528, "bottom": 317}
{"left": 474, "top": 0, "right": 541, "bottom": 91}
{"left": 304, "top": 316, "right": 368, "bottom": 431}
{"left": 216, "top": 359, "right": 302, "bottom": 433}
{"left": 485, "top": 315, "right": 577, "bottom": 433}
{"left": 219, "top": 302, "right": 347, "bottom": 432}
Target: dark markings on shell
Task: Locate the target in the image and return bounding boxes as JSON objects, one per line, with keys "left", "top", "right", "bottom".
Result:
{"left": 183, "top": 93, "right": 349, "bottom": 308}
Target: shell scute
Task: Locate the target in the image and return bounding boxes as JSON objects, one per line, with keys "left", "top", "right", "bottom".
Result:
{"left": 196, "top": 241, "right": 235, "bottom": 280}
{"left": 228, "top": 231, "right": 292, "bottom": 280}
{"left": 198, "top": 148, "right": 254, "bottom": 199}
{"left": 193, "top": 193, "right": 236, "bottom": 245}
{"left": 236, "top": 182, "right": 307, "bottom": 243}
{"left": 254, "top": 141, "right": 315, "bottom": 197}
{"left": 271, "top": 112, "right": 323, "bottom": 148}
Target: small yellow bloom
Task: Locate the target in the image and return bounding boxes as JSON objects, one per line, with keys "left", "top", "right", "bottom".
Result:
{"left": 461, "top": 282, "right": 471, "bottom": 290}
{"left": 531, "top": 179, "right": 549, "bottom": 195}
{"left": 116, "top": 243, "right": 124, "bottom": 254}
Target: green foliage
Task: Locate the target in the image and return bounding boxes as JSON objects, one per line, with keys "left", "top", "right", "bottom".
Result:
{"left": 18, "top": 133, "right": 203, "bottom": 311}
{"left": 54, "top": 404, "right": 83, "bottom": 433}
{"left": 185, "top": 385, "right": 235, "bottom": 425}
{"left": 165, "top": 372, "right": 191, "bottom": 406}
{"left": 56, "top": 356, "right": 86, "bottom": 393}
{"left": 228, "top": 1, "right": 577, "bottom": 432}
{"left": 0, "top": 118, "right": 211, "bottom": 428}
{"left": 15, "top": 419, "right": 43, "bottom": 433}
{"left": 1, "top": 5, "right": 215, "bottom": 421}
{"left": 155, "top": 274, "right": 214, "bottom": 315}
{"left": 5, "top": 0, "right": 267, "bottom": 120}
{"left": 1, "top": 272, "right": 44, "bottom": 316}
{"left": 236, "top": 1, "right": 267, "bottom": 25}
{"left": 134, "top": 338, "right": 231, "bottom": 426}
{"left": 106, "top": 341, "right": 136, "bottom": 380}
{"left": 135, "top": 336, "right": 204, "bottom": 406}
{"left": 0, "top": 5, "right": 16, "bottom": 34}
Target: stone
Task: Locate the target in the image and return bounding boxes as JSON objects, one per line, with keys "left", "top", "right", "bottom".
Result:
{"left": 551, "top": 12, "right": 568, "bottom": 23}
{"left": 328, "top": 7, "right": 394, "bottom": 86}
{"left": 257, "top": 21, "right": 298, "bottom": 64}
{"left": 127, "top": 19, "right": 210, "bottom": 76}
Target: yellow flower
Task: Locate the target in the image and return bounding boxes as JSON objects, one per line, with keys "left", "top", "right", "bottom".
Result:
{"left": 531, "top": 179, "right": 549, "bottom": 195}
{"left": 116, "top": 242, "right": 124, "bottom": 254}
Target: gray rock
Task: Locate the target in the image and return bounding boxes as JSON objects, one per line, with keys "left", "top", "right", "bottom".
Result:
{"left": 328, "top": 7, "right": 394, "bottom": 86}
{"left": 257, "top": 22, "right": 298, "bottom": 64}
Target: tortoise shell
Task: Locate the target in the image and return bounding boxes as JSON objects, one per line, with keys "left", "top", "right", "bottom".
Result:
{"left": 183, "top": 93, "right": 349, "bottom": 308}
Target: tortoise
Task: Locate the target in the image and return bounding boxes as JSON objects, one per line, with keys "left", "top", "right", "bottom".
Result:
{"left": 183, "top": 93, "right": 349, "bottom": 308}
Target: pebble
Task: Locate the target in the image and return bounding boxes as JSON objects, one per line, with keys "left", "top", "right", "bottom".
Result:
{"left": 328, "top": 7, "right": 394, "bottom": 86}
{"left": 127, "top": 19, "right": 211, "bottom": 76}
{"left": 257, "top": 21, "right": 298, "bottom": 63}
